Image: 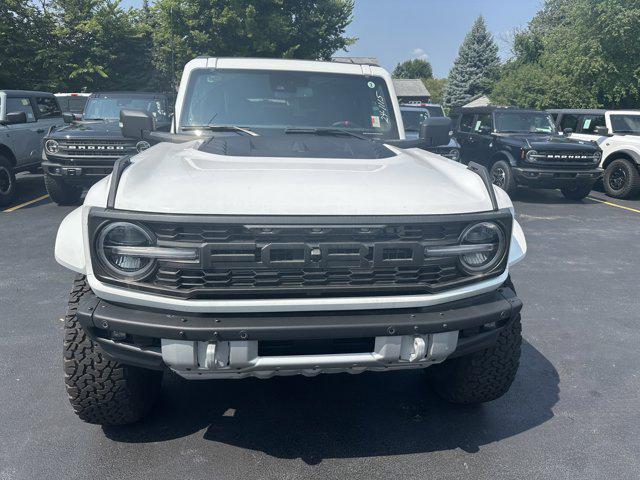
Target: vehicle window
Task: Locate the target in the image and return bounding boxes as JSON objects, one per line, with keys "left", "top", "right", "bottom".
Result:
{"left": 494, "top": 112, "right": 556, "bottom": 133}
{"left": 180, "top": 69, "right": 400, "bottom": 139}
{"left": 559, "top": 114, "right": 579, "bottom": 131}
{"left": 425, "top": 106, "right": 445, "bottom": 117}
{"left": 401, "top": 110, "right": 429, "bottom": 132}
{"left": 580, "top": 115, "right": 606, "bottom": 134}
{"left": 474, "top": 113, "right": 493, "bottom": 133}
{"left": 36, "top": 96, "right": 62, "bottom": 118}
{"left": 609, "top": 114, "right": 640, "bottom": 134}
{"left": 68, "top": 97, "right": 88, "bottom": 113}
{"left": 5, "top": 97, "right": 36, "bottom": 122}
{"left": 459, "top": 113, "right": 475, "bottom": 132}
{"left": 84, "top": 95, "right": 169, "bottom": 123}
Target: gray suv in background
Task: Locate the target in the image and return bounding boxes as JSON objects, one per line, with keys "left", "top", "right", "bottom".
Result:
{"left": 0, "top": 90, "right": 63, "bottom": 207}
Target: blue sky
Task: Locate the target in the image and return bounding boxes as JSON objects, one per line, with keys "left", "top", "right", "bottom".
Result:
{"left": 121, "top": 0, "right": 543, "bottom": 77}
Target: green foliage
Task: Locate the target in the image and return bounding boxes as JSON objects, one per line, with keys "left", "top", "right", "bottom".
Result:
{"left": 443, "top": 16, "right": 500, "bottom": 108}
{"left": 422, "top": 77, "right": 447, "bottom": 105}
{"left": 492, "top": 0, "right": 640, "bottom": 109}
{"left": 392, "top": 59, "right": 433, "bottom": 79}
{"left": 1, "top": 0, "right": 355, "bottom": 93}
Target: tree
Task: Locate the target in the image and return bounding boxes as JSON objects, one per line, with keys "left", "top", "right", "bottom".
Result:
{"left": 423, "top": 77, "right": 447, "bottom": 104}
{"left": 151, "top": 0, "right": 355, "bottom": 91}
{"left": 443, "top": 16, "right": 500, "bottom": 108}
{"left": 392, "top": 59, "right": 433, "bottom": 79}
{"left": 492, "top": 0, "right": 640, "bottom": 109}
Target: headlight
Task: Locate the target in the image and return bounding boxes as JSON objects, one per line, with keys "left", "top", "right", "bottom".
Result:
{"left": 447, "top": 148, "right": 461, "bottom": 162}
{"left": 593, "top": 151, "right": 602, "bottom": 163}
{"left": 96, "top": 222, "right": 156, "bottom": 279}
{"left": 525, "top": 149, "right": 538, "bottom": 162}
{"left": 45, "top": 139, "right": 59, "bottom": 154}
{"left": 458, "top": 222, "right": 506, "bottom": 275}
{"left": 136, "top": 140, "right": 151, "bottom": 153}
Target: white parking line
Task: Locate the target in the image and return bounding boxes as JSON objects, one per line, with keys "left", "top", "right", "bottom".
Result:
{"left": 2, "top": 194, "right": 50, "bottom": 213}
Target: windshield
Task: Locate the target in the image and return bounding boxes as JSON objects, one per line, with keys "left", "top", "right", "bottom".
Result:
{"left": 180, "top": 69, "right": 399, "bottom": 139}
{"left": 495, "top": 112, "right": 556, "bottom": 134}
{"left": 401, "top": 110, "right": 429, "bottom": 131}
{"left": 610, "top": 114, "right": 640, "bottom": 134}
{"left": 83, "top": 95, "right": 169, "bottom": 123}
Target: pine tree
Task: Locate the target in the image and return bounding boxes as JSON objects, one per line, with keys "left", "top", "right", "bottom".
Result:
{"left": 443, "top": 16, "right": 500, "bottom": 108}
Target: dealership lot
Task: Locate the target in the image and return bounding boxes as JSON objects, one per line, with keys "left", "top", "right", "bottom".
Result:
{"left": 1, "top": 174, "right": 639, "bottom": 480}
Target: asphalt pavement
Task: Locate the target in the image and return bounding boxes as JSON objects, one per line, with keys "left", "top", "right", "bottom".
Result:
{"left": 1, "top": 176, "right": 639, "bottom": 480}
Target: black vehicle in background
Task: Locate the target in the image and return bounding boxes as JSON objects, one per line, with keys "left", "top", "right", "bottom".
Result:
{"left": 55, "top": 93, "right": 91, "bottom": 118}
{"left": 452, "top": 106, "right": 603, "bottom": 200}
{"left": 42, "top": 92, "right": 172, "bottom": 205}
{"left": 400, "top": 105, "right": 461, "bottom": 161}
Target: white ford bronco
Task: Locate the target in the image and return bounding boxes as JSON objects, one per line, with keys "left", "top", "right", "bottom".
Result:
{"left": 550, "top": 109, "right": 640, "bottom": 198}
{"left": 55, "top": 58, "right": 527, "bottom": 425}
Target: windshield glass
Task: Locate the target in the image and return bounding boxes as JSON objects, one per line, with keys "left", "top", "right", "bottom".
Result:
{"left": 84, "top": 95, "right": 169, "bottom": 123}
{"left": 401, "top": 110, "right": 429, "bottom": 131}
{"left": 495, "top": 112, "right": 556, "bottom": 134}
{"left": 610, "top": 114, "right": 640, "bottom": 134}
{"left": 180, "top": 69, "right": 399, "bottom": 139}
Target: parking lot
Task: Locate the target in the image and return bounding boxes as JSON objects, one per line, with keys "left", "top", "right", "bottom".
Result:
{"left": 1, "top": 173, "right": 639, "bottom": 480}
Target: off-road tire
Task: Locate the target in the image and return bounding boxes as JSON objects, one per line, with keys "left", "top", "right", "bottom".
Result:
{"left": 490, "top": 160, "right": 517, "bottom": 196}
{"left": 44, "top": 173, "right": 82, "bottom": 205}
{"left": 560, "top": 183, "right": 592, "bottom": 201}
{"left": 603, "top": 158, "right": 640, "bottom": 199}
{"left": 0, "top": 155, "right": 16, "bottom": 207}
{"left": 64, "top": 275, "right": 162, "bottom": 425}
{"left": 427, "top": 315, "right": 522, "bottom": 405}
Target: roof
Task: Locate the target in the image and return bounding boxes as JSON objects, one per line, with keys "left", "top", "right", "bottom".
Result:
{"left": 0, "top": 90, "right": 55, "bottom": 97}
{"left": 392, "top": 79, "right": 430, "bottom": 97}
{"left": 332, "top": 56, "right": 380, "bottom": 66}
{"left": 547, "top": 108, "right": 607, "bottom": 115}
{"left": 460, "top": 105, "right": 545, "bottom": 115}
{"left": 463, "top": 95, "right": 492, "bottom": 108}
{"left": 90, "top": 91, "right": 168, "bottom": 97}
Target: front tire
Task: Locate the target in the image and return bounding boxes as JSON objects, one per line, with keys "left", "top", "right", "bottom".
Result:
{"left": 490, "top": 160, "right": 517, "bottom": 196}
{"left": 427, "top": 315, "right": 522, "bottom": 405}
{"left": 64, "top": 275, "right": 162, "bottom": 425}
{"left": 44, "top": 173, "right": 82, "bottom": 205}
{"left": 603, "top": 158, "right": 640, "bottom": 199}
{"left": 561, "top": 183, "right": 592, "bottom": 201}
{"left": 0, "top": 155, "right": 17, "bottom": 207}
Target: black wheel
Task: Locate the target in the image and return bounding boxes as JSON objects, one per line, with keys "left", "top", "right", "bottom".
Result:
{"left": 427, "top": 315, "right": 522, "bottom": 405}
{"left": 490, "top": 160, "right": 517, "bottom": 196}
{"left": 44, "top": 173, "right": 82, "bottom": 205}
{"left": 603, "top": 159, "right": 640, "bottom": 199}
{"left": 0, "top": 155, "right": 16, "bottom": 207}
{"left": 561, "top": 183, "right": 592, "bottom": 201}
{"left": 64, "top": 275, "right": 162, "bottom": 425}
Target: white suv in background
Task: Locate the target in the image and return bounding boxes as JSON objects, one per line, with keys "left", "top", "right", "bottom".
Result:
{"left": 550, "top": 109, "right": 640, "bottom": 198}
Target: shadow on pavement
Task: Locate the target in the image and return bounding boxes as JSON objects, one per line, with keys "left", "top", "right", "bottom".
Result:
{"left": 104, "top": 341, "right": 559, "bottom": 464}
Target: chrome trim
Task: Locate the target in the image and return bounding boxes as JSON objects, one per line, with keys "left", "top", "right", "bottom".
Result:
{"left": 106, "top": 245, "right": 199, "bottom": 260}
{"left": 426, "top": 243, "right": 495, "bottom": 257}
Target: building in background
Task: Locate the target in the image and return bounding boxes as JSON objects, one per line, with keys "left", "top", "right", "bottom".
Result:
{"left": 392, "top": 79, "right": 431, "bottom": 104}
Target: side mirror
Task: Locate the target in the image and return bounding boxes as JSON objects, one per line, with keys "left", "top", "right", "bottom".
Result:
{"left": 563, "top": 128, "right": 573, "bottom": 136}
{"left": 595, "top": 126, "right": 610, "bottom": 136}
{"left": 478, "top": 125, "right": 492, "bottom": 135}
{"left": 5, "top": 111, "right": 27, "bottom": 125}
{"left": 62, "top": 112, "right": 75, "bottom": 124}
{"left": 120, "top": 109, "right": 154, "bottom": 139}
{"left": 419, "top": 117, "right": 453, "bottom": 147}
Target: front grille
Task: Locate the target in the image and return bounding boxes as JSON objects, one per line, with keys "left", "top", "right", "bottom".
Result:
{"left": 530, "top": 151, "right": 597, "bottom": 166}
{"left": 89, "top": 212, "right": 512, "bottom": 300}
{"left": 57, "top": 139, "right": 136, "bottom": 158}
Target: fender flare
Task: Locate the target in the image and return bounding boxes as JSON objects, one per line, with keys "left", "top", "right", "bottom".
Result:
{"left": 603, "top": 149, "right": 640, "bottom": 168}
{"left": 55, "top": 207, "right": 86, "bottom": 274}
{"left": 491, "top": 150, "right": 518, "bottom": 167}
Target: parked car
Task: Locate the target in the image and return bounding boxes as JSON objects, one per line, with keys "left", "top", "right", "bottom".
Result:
{"left": 402, "top": 101, "right": 446, "bottom": 117}
{"left": 42, "top": 91, "right": 172, "bottom": 205}
{"left": 55, "top": 57, "right": 527, "bottom": 426}
{"left": 549, "top": 109, "right": 640, "bottom": 198}
{"left": 454, "top": 106, "right": 603, "bottom": 200}
{"left": 55, "top": 93, "right": 91, "bottom": 118}
{"left": 0, "top": 90, "right": 64, "bottom": 206}
{"left": 400, "top": 104, "right": 461, "bottom": 161}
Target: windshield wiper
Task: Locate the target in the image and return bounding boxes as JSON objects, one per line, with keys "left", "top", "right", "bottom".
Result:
{"left": 181, "top": 125, "right": 257, "bottom": 136}
{"left": 83, "top": 117, "right": 104, "bottom": 121}
{"left": 284, "top": 127, "right": 367, "bottom": 140}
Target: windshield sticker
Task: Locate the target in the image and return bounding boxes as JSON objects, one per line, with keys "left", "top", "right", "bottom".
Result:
{"left": 371, "top": 116, "right": 381, "bottom": 128}
{"left": 367, "top": 81, "right": 376, "bottom": 89}
{"left": 20, "top": 98, "right": 30, "bottom": 106}
{"left": 375, "top": 91, "right": 390, "bottom": 125}
{"left": 475, "top": 121, "right": 482, "bottom": 131}
{"left": 583, "top": 119, "right": 592, "bottom": 130}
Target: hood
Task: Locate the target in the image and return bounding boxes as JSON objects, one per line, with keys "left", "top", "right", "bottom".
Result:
{"left": 105, "top": 140, "right": 499, "bottom": 216}
{"left": 496, "top": 133, "right": 598, "bottom": 152}
{"left": 49, "top": 120, "right": 127, "bottom": 140}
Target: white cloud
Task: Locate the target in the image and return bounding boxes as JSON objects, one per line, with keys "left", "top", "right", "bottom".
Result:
{"left": 411, "top": 48, "right": 429, "bottom": 61}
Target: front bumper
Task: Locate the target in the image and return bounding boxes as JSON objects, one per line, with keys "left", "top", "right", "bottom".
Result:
{"left": 77, "top": 285, "right": 522, "bottom": 378}
{"left": 42, "top": 158, "right": 116, "bottom": 184}
{"left": 513, "top": 166, "right": 603, "bottom": 188}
